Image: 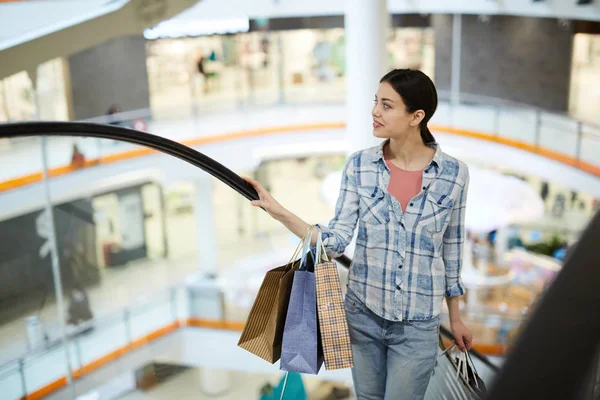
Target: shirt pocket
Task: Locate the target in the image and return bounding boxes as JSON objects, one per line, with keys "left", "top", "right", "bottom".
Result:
{"left": 419, "top": 191, "right": 454, "bottom": 234}
{"left": 357, "top": 186, "right": 390, "bottom": 225}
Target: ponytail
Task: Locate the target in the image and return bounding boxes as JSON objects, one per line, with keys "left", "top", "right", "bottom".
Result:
{"left": 420, "top": 125, "right": 436, "bottom": 145}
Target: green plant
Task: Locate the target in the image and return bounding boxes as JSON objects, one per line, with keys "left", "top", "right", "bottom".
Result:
{"left": 525, "top": 235, "right": 567, "bottom": 257}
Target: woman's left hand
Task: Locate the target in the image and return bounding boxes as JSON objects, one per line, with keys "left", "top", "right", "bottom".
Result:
{"left": 450, "top": 319, "right": 473, "bottom": 352}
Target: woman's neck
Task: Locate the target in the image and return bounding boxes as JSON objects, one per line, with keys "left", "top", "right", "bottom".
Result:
{"left": 386, "top": 133, "right": 434, "bottom": 171}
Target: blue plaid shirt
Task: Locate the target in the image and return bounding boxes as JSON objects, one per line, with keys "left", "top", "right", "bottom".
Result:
{"left": 318, "top": 141, "right": 469, "bottom": 321}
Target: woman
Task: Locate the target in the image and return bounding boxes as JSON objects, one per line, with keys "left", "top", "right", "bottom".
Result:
{"left": 245, "top": 69, "right": 472, "bottom": 400}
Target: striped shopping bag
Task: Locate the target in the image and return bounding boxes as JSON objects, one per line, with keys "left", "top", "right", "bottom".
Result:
{"left": 314, "top": 229, "right": 353, "bottom": 370}
{"left": 237, "top": 262, "right": 296, "bottom": 363}
{"left": 237, "top": 227, "right": 312, "bottom": 363}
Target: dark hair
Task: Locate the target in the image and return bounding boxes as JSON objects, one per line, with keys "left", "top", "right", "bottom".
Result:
{"left": 380, "top": 69, "right": 437, "bottom": 144}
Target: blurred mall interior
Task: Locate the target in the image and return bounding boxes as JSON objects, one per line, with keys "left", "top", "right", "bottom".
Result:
{"left": 0, "top": 0, "right": 599, "bottom": 399}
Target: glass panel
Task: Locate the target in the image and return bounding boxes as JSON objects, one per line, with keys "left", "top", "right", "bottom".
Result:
{"left": 74, "top": 315, "right": 128, "bottom": 367}
{"left": 0, "top": 361, "right": 24, "bottom": 400}
{"left": 129, "top": 291, "right": 174, "bottom": 341}
{"left": 451, "top": 103, "right": 497, "bottom": 133}
{"left": 538, "top": 115, "right": 579, "bottom": 158}
{"left": 496, "top": 108, "right": 537, "bottom": 144}
{"left": 581, "top": 124, "right": 600, "bottom": 168}
{"left": 22, "top": 344, "right": 70, "bottom": 395}
{"left": 431, "top": 102, "right": 452, "bottom": 127}
{"left": 0, "top": 137, "right": 39, "bottom": 181}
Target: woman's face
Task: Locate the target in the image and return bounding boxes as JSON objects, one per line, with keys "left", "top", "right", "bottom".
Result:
{"left": 371, "top": 81, "right": 423, "bottom": 140}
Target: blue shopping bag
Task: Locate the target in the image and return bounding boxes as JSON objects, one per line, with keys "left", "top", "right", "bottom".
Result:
{"left": 280, "top": 228, "right": 324, "bottom": 375}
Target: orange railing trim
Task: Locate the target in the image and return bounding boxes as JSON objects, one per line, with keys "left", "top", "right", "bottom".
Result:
{"left": 1, "top": 122, "right": 598, "bottom": 195}
{"left": 430, "top": 124, "right": 600, "bottom": 177}
{"left": 23, "top": 377, "right": 68, "bottom": 400}
{"left": 186, "top": 317, "right": 246, "bottom": 331}
{"left": 19, "top": 321, "right": 180, "bottom": 400}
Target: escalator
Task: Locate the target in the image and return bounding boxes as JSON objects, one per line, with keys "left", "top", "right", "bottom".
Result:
{"left": 0, "top": 121, "right": 598, "bottom": 399}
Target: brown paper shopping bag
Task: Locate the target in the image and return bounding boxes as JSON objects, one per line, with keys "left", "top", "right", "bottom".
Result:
{"left": 237, "top": 228, "right": 311, "bottom": 363}
{"left": 314, "top": 229, "right": 354, "bottom": 370}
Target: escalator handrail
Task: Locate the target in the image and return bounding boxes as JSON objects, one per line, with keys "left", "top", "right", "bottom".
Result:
{"left": 486, "top": 210, "right": 600, "bottom": 399}
{"left": 0, "top": 122, "right": 260, "bottom": 202}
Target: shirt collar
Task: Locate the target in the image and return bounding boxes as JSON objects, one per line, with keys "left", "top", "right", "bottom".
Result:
{"left": 373, "top": 139, "right": 443, "bottom": 170}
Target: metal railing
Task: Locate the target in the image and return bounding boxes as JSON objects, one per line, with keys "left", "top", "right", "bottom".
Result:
{"left": 71, "top": 93, "right": 600, "bottom": 177}
{"left": 0, "top": 288, "right": 178, "bottom": 400}
{"left": 0, "top": 88, "right": 598, "bottom": 188}
{"left": 434, "top": 91, "right": 600, "bottom": 175}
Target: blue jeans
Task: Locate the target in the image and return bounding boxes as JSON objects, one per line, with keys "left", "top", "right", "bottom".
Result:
{"left": 344, "top": 289, "right": 440, "bottom": 400}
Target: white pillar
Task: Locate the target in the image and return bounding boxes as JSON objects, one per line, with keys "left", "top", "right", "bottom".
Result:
{"left": 277, "top": 32, "right": 286, "bottom": 104}
{"left": 200, "top": 368, "right": 230, "bottom": 395}
{"left": 194, "top": 176, "right": 218, "bottom": 276}
{"left": 450, "top": 14, "right": 462, "bottom": 106}
{"left": 345, "top": 0, "right": 389, "bottom": 155}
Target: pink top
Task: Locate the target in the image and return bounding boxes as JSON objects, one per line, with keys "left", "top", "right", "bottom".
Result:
{"left": 385, "top": 159, "right": 423, "bottom": 212}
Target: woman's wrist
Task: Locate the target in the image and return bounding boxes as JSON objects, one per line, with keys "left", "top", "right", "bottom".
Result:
{"left": 276, "top": 209, "right": 314, "bottom": 242}
{"left": 446, "top": 296, "right": 463, "bottom": 324}
{"left": 273, "top": 206, "right": 291, "bottom": 222}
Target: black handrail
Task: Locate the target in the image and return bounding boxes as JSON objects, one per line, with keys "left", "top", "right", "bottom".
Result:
{"left": 0, "top": 122, "right": 259, "bottom": 202}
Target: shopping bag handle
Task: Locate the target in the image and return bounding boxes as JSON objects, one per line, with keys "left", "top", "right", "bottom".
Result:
{"left": 285, "top": 225, "right": 314, "bottom": 271}
{"left": 280, "top": 372, "right": 289, "bottom": 400}
{"left": 315, "top": 226, "right": 329, "bottom": 263}
{"left": 300, "top": 225, "right": 315, "bottom": 269}
{"left": 442, "top": 343, "right": 480, "bottom": 390}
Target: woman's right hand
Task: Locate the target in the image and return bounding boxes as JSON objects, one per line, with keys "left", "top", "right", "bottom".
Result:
{"left": 243, "top": 177, "right": 287, "bottom": 221}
